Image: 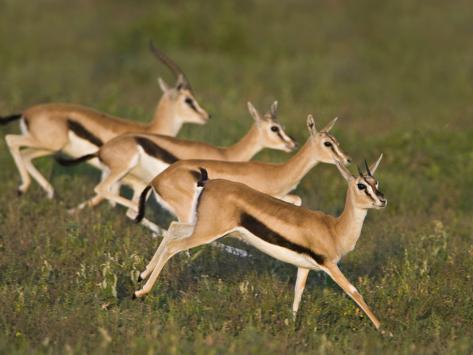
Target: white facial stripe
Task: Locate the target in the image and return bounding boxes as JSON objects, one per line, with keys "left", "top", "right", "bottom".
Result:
{"left": 363, "top": 178, "right": 379, "bottom": 202}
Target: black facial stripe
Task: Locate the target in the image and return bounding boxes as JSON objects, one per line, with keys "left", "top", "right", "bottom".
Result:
{"left": 67, "top": 119, "right": 103, "bottom": 147}
{"left": 135, "top": 137, "right": 178, "bottom": 164}
{"left": 186, "top": 98, "right": 198, "bottom": 112}
{"left": 240, "top": 213, "right": 325, "bottom": 265}
{"left": 276, "top": 131, "right": 287, "bottom": 143}
{"left": 329, "top": 145, "right": 339, "bottom": 158}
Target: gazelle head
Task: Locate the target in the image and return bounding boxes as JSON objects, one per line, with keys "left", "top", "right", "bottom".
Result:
{"left": 306, "top": 114, "right": 351, "bottom": 166}
{"left": 336, "top": 154, "right": 387, "bottom": 210}
{"left": 150, "top": 42, "right": 210, "bottom": 125}
{"left": 247, "top": 101, "right": 297, "bottom": 152}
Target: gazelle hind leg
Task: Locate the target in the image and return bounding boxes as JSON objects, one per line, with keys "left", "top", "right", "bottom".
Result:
{"left": 135, "top": 225, "right": 232, "bottom": 298}
{"left": 324, "top": 262, "right": 381, "bottom": 330}
{"left": 22, "top": 148, "right": 55, "bottom": 198}
{"left": 292, "top": 267, "right": 310, "bottom": 317}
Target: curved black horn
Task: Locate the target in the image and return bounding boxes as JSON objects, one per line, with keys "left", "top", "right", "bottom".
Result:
{"left": 364, "top": 159, "right": 372, "bottom": 176}
{"left": 149, "top": 41, "right": 192, "bottom": 91}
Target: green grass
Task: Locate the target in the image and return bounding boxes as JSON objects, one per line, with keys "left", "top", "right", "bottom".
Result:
{"left": 1, "top": 0, "right": 473, "bottom": 353}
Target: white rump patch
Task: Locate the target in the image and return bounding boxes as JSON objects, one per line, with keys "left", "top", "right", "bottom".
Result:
{"left": 189, "top": 185, "right": 204, "bottom": 224}
{"left": 19, "top": 118, "right": 28, "bottom": 134}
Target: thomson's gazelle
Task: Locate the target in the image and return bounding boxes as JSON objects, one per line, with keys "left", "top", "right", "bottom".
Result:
{"left": 57, "top": 102, "right": 296, "bottom": 233}
{"left": 135, "top": 114, "right": 350, "bottom": 226}
{"left": 0, "top": 43, "right": 209, "bottom": 198}
{"left": 134, "top": 156, "right": 387, "bottom": 330}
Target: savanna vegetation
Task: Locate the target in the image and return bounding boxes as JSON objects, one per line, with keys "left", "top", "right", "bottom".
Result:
{"left": 0, "top": 0, "right": 472, "bottom": 353}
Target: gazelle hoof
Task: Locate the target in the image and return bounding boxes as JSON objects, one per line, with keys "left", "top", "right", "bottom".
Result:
{"left": 16, "top": 189, "right": 24, "bottom": 197}
{"left": 137, "top": 274, "right": 143, "bottom": 282}
{"left": 131, "top": 292, "right": 137, "bottom": 300}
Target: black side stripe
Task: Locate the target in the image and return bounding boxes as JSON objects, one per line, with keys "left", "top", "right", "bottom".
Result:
{"left": 240, "top": 213, "right": 325, "bottom": 265}
{"left": 134, "top": 137, "right": 178, "bottom": 164}
{"left": 67, "top": 120, "right": 103, "bottom": 147}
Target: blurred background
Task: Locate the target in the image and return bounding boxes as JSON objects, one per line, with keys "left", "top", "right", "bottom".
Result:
{"left": 0, "top": 0, "right": 472, "bottom": 353}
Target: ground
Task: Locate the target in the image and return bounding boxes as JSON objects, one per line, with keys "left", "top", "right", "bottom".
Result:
{"left": 0, "top": 0, "right": 472, "bottom": 354}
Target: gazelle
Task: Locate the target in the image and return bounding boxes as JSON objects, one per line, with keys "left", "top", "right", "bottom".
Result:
{"left": 134, "top": 156, "right": 386, "bottom": 330}
{"left": 135, "top": 114, "right": 350, "bottom": 227}
{"left": 57, "top": 101, "right": 296, "bottom": 233}
{"left": 0, "top": 42, "right": 209, "bottom": 198}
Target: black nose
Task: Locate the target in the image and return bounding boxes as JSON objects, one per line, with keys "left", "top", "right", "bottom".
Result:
{"left": 347, "top": 157, "right": 352, "bottom": 164}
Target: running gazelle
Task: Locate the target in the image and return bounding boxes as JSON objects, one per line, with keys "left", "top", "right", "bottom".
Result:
{"left": 56, "top": 101, "right": 296, "bottom": 234}
{"left": 135, "top": 114, "right": 350, "bottom": 227}
{"left": 0, "top": 43, "right": 209, "bottom": 198}
{"left": 134, "top": 155, "right": 386, "bottom": 330}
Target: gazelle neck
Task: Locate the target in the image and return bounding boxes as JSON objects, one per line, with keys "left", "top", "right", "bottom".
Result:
{"left": 279, "top": 139, "right": 319, "bottom": 187}
{"left": 335, "top": 189, "right": 368, "bottom": 256}
{"left": 149, "top": 97, "right": 183, "bottom": 137}
{"left": 221, "top": 124, "right": 262, "bottom": 161}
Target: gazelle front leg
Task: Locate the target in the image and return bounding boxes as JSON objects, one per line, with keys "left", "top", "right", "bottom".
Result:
{"left": 292, "top": 267, "right": 310, "bottom": 317}
{"left": 5, "top": 135, "right": 37, "bottom": 196}
{"left": 139, "top": 222, "right": 194, "bottom": 281}
{"left": 135, "top": 224, "right": 230, "bottom": 298}
{"left": 324, "top": 262, "right": 381, "bottom": 330}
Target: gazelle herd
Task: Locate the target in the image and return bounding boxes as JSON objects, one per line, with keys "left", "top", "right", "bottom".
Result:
{"left": 0, "top": 43, "right": 387, "bottom": 331}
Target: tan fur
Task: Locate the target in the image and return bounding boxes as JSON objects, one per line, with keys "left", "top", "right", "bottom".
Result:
{"left": 149, "top": 115, "right": 351, "bottom": 223}
{"left": 4, "top": 51, "right": 209, "bottom": 197}
{"left": 134, "top": 155, "right": 387, "bottom": 330}
{"left": 71, "top": 102, "right": 297, "bottom": 230}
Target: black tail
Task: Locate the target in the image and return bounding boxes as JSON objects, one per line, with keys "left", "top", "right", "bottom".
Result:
{"left": 134, "top": 185, "right": 152, "bottom": 224}
{"left": 55, "top": 153, "right": 97, "bottom": 166}
{"left": 0, "top": 113, "right": 22, "bottom": 125}
{"left": 197, "top": 167, "right": 208, "bottom": 187}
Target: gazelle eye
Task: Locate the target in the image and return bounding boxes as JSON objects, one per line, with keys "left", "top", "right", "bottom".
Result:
{"left": 357, "top": 183, "right": 366, "bottom": 190}
{"left": 271, "top": 126, "right": 280, "bottom": 132}
{"left": 185, "top": 97, "right": 198, "bottom": 112}
{"left": 324, "top": 141, "right": 332, "bottom": 147}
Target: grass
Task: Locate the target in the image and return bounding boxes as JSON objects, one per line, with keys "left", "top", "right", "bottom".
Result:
{"left": 1, "top": 0, "right": 472, "bottom": 353}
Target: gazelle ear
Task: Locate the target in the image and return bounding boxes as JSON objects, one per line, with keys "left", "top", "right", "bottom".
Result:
{"left": 158, "top": 77, "right": 170, "bottom": 93}
{"left": 247, "top": 102, "right": 261, "bottom": 123}
{"left": 369, "top": 153, "right": 383, "bottom": 175}
{"left": 269, "top": 100, "right": 278, "bottom": 118}
{"left": 336, "top": 161, "right": 353, "bottom": 181}
{"left": 321, "top": 117, "right": 338, "bottom": 132}
{"left": 307, "top": 114, "right": 317, "bottom": 136}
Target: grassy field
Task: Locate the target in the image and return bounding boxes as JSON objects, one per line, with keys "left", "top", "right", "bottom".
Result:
{"left": 1, "top": 0, "right": 472, "bottom": 353}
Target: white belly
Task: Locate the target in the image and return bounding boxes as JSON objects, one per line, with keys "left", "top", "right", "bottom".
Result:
{"left": 62, "top": 132, "right": 103, "bottom": 169}
{"left": 131, "top": 148, "right": 170, "bottom": 183}
{"left": 234, "top": 227, "right": 321, "bottom": 270}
